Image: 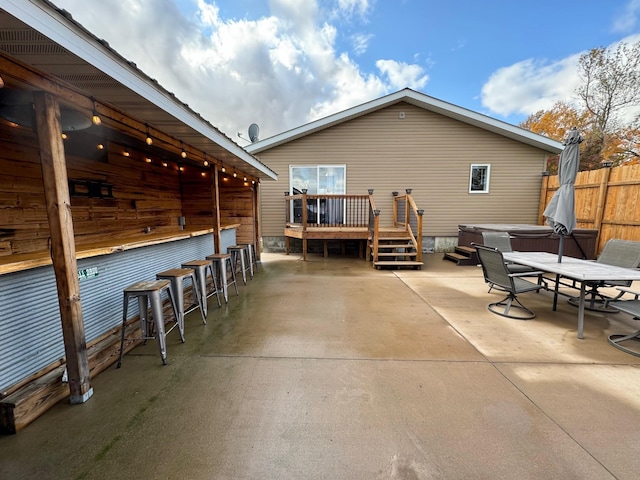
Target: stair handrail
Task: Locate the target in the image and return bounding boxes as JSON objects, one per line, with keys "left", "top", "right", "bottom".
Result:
{"left": 392, "top": 189, "right": 424, "bottom": 262}
{"left": 368, "top": 189, "right": 380, "bottom": 263}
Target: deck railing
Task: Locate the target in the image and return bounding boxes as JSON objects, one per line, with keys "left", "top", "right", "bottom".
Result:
{"left": 368, "top": 190, "right": 380, "bottom": 262}
{"left": 285, "top": 192, "right": 372, "bottom": 228}
{"left": 284, "top": 190, "right": 422, "bottom": 263}
{"left": 393, "top": 189, "right": 424, "bottom": 262}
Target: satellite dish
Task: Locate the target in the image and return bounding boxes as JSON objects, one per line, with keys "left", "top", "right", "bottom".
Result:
{"left": 248, "top": 123, "right": 259, "bottom": 143}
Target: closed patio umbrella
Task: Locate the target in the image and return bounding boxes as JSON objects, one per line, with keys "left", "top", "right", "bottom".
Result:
{"left": 543, "top": 127, "right": 582, "bottom": 262}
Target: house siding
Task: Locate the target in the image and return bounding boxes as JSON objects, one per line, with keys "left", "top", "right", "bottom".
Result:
{"left": 255, "top": 102, "right": 549, "bottom": 245}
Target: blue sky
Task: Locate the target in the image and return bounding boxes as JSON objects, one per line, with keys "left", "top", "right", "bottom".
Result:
{"left": 53, "top": 0, "right": 640, "bottom": 143}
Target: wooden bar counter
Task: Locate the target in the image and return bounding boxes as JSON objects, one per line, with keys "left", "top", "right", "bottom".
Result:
{"left": 0, "top": 228, "right": 217, "bottom": 276}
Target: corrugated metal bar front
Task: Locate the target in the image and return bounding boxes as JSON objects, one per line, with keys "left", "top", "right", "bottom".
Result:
{"left": 219, "top": 228, "right": 237, "bottom": 254}
{"left": 0, "top": 267, "right": 62, "bottom": 394}
{"left": 0, "top": 233, "right": 216, "bottom": 393}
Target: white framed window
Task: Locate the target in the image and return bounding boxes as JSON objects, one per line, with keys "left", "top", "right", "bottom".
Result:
{"left": 289, "top": 165, "right": 346, "bottom": 195}
{"left": 469, "top": 164, "right": 490, "bottom": 193}
{"left": 289, "top": 165, "right": 346, "bottom": 224}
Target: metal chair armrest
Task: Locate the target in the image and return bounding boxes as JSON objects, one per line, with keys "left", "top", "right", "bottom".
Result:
{"left": 508, "top": 270, "right": 545, "bottom": 278}
{"left": 615, "top": 287, "right": 640, "bottom": 300}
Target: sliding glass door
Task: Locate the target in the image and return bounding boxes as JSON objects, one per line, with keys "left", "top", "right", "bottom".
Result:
{"left": 290, "top": 165, "right": 346, "bottom": 224}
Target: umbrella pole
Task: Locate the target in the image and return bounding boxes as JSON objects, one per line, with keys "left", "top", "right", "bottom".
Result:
{"left": 558, "top": 235, "right": 564, "bottom": 263}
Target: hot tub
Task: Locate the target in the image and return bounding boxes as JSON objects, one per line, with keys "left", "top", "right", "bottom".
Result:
{"left": 458, "top": 224, "right": 598, "bottom": 259}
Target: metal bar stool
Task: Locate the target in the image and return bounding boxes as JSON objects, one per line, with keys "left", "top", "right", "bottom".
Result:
{"left": 238, "top": 243, "right": 258, "bottom": 277}
{"left": 227, "top": 245, "right": 250, "bottom": 285}
{"left": 181, "top": 259, "right": 222, "bottom": 319}
{"left": 156, "top": 268, "right": 205, "bottom": 326}
{"left": 206, "top": 253, "right": 239, "bottom": 303}
{"left": 118, "top": 279, "right": 181, "bottom": 367}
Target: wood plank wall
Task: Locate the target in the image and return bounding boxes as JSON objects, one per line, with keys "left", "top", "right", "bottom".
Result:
{"left": 0, "top": 121, "right": 242, "bottom": 257}
{"left": 218, "top": 181, "right": 256, "bottom": 245}
{"left": 539, "top": 163, "right": 640, "bottom": 254}
{"left": 0, "top": 124, "right": 49, "bottom": 255}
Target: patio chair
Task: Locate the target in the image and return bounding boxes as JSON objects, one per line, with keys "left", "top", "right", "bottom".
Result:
{"left": 481, "top": 231, "right": 540, "bottom": 292}
{"left": 474, "top": 244, "right": 544, "bottom": 320}
{"left": 567, "top": 239, "right": 640, "bottom": 312}
{"left": 604, "top": 287, "right": 640, "bottom": 357}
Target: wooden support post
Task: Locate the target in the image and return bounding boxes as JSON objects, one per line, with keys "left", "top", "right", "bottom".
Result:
{"left": 301, "top": 192, "right": 308, "bottom": 261}
{"left": 33, "top": 92, "right": 92, "bottom": 404}
{"left": 416, "top": 210, "right": 424, "bottom": 262}
{"left": 594, "top": 165, "right": 612, "bottom": 253}
{"left": 252, "top": 182, "right": 260, "bottom": 261}
{"left": 212, "top": 165, "right": 222, "bottom": 253}
{"left": 538, "top": 172, "right": 550, "bottom": 225}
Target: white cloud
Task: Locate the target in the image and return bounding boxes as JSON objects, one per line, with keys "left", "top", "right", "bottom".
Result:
{"left": 351, "top": 33, "right": 373, "bottom": 55}
{"left": 612, "top": 0, "right": 640, "bottom": 33}
{"left": 332, "top": 0, "right": 373, "bottom": 21}
{"left": 376, "top": 60, "right": 429, "bottom": 91}
{"left": 481, "top": 32, "right": 640, "bottom": 121}
{"left": 51, "top": 0, "right": 426, "bottom": 142}
{"left": 480, "top": 54, "right": 582, "bottom": 118}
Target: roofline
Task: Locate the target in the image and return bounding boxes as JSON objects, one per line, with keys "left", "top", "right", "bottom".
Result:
{"left": 247, "top": 88, "right": 563, "bottom": 155}
{"left": 3, "top": 0, "right": 277, "bottom": 180}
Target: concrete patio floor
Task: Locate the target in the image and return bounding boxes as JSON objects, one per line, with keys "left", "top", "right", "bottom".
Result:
{"left": 1, "top": 252, "right": 640, "bottom": 479}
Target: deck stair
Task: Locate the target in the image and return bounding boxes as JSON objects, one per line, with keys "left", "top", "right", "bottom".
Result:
{"left": 443, "top": 245, "right": 478, "bottom": 266}
{"left": 371, "top": 229, "right": 423, "bottom": 270}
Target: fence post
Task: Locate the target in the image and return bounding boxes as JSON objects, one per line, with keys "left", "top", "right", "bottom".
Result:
{"left": 538, "top": 171, "right": 550, "bottom": 225}
{"left": 594, "top": 163, "right": 613, "bottom": 253}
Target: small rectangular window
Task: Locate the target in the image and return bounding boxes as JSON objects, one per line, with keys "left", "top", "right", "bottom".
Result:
{"left": 469, "top": 164, "right": 490, "bottom": 193}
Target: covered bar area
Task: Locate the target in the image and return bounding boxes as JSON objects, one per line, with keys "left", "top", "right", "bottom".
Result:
{"left": 0, "top": 2, "right": 276, "bottom": 433}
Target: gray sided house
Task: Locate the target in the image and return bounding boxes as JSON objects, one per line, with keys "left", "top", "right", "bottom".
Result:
{"left": 247, "top": 89, "right": 563, "bottom": 254}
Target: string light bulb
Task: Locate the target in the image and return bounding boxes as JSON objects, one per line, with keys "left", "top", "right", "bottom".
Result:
{"left": 221, "top": 166, "right": 226, "bottom": 173}
{"left": 145, "top": 124, "right": 153, "bottom": 145}
{"left": 91, "top": 98, "right": 101, "bottom": 126}
{"left": 97, "top": 143, "right": 104, "bottom": 150}
{"left": 61, "top": 133, "right": 67, "bottom": 140}
{"left": 181, "top": 142, "right": 187, "bottom": 159}
{"left": 123, "top": 149, "right": 130, "bottom": 157}
{"left": 233, "top": 171, "right": 237, "bottom": 178}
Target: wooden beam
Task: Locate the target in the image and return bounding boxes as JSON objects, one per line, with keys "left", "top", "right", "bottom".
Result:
{"left": 212, "top": 165, "right": 222, "bottom": 252}
{"left": 33, "top": 91, "right": 93, "bottom": 404}
{"left": 252, "top": 183, "right": 260, "bottom": 260}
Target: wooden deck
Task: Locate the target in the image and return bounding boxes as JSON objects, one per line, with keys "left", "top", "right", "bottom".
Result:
{"left": 285, "top": 225, "right": 411, "bottom": 260}
{"left": 283, "top": 191, "right": 423, "bottom": 265}
{"left": 285, "top": 225, "right": 370, "bottom": 260}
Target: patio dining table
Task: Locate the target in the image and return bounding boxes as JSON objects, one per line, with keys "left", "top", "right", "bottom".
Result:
{"left": 502, "top": 251, "right": 640, "bottom": 339}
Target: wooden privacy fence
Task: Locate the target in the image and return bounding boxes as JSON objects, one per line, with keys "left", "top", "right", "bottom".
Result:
{"left": 539, "top": 163, "right": 640, "bottom": 255}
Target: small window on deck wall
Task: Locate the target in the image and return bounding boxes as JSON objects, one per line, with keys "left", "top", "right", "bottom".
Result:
{"left": 469, "top": 164, "right": 490, "bottom": 193}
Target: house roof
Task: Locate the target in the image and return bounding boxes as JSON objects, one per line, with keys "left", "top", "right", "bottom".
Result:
{"left": 247, "top": 88, "right": 564, "bottom": 155}
{"left": 0, "top": 0, "right": 277, "bottom": 180}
